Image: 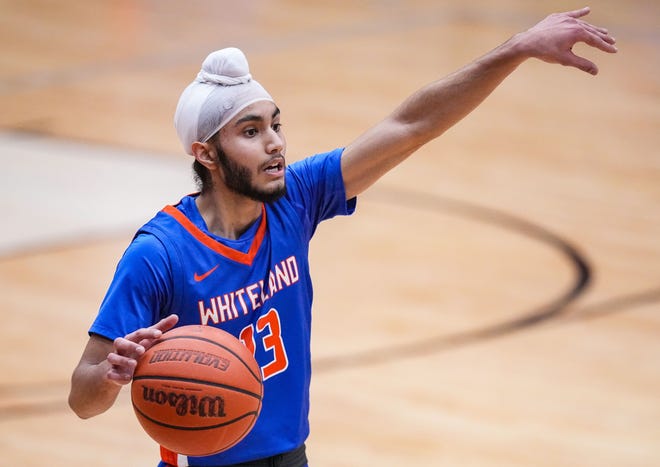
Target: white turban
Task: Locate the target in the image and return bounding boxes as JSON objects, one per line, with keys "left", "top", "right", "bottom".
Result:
{"left": 174, "top": 47, "right": 274, "bottom": 155}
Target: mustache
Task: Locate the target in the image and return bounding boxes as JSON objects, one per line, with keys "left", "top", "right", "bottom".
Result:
{"left": 262, "top": 155, "right": 286, "bottom": 168}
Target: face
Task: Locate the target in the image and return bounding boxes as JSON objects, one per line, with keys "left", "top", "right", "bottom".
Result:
{"left": 212, "top": 101, "right": 287, "bottom": 203}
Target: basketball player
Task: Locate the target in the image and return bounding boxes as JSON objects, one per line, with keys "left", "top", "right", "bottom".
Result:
{"left": 69, "top": 7, "right": 616, "bottom": 467}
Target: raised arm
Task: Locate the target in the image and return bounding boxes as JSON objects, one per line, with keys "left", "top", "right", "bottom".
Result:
{"left": 340, "top": 7, "right": 617, "bottom": 199}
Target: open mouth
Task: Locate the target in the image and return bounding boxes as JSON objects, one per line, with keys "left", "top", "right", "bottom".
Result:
{"left": 264, "top": 158, "right": 284, "bottom": 174}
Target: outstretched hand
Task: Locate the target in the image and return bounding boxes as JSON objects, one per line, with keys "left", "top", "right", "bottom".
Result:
{"left": 518, "top": 7, "right": 617, "bottom": 75}
{"left": 106, "top": 314, "right": 179, "bottom": 385}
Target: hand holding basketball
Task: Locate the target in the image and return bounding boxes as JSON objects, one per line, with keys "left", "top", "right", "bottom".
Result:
{"left": 131, "top": 325, "right": 263, "bottom": 456}
{"left": 106, "top": 315, "right": 179, "bottom": 385}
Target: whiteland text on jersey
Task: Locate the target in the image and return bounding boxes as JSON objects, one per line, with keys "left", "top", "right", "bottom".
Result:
{"left": 197, "top": 255, "right": 300, "bottom": 325}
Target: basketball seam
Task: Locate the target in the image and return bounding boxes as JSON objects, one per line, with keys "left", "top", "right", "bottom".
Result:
{"left": 132, "top": 402, "right": 258, "bottom": 431}
{"left": 133, "top": 374, "right": 262, "bottom": 399}
{"left": 157, "top": 334, "right": 263, "bottom": 384}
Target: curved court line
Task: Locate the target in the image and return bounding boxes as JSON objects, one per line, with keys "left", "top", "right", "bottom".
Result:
{"left": 1, "top": 188, "right": 658, "bottom": 419}
{"left": 3, "top": 285, "right": 658, "bottom": 420}
{"left": 559, "top": 287, "right": 660, "bottom": 323}
{"left": 313, "top": 186, "right": 593, "bottom": 372}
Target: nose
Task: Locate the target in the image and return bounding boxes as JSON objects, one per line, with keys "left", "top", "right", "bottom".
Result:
{"left": 266, "top": 128, "right": 285, "bottom": 155}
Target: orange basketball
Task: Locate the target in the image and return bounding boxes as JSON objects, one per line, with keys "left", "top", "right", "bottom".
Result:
{"left": 131, "top": 325, "right": 263, "bottom": 456}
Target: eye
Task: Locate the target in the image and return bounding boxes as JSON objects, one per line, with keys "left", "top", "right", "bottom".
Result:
{"left": 244, "top": 128, "right": 258, "bottom": 137}
{"left": 272, "top": 123, "right": 282, "bottom": 132}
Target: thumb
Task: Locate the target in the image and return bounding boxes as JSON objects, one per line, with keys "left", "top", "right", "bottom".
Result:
{"left": 564, "top": 50, "right": 598, "bottom": 75}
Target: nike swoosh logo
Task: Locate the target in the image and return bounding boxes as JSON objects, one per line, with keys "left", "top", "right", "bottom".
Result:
{"left": 193, "top": 265, "right": 219, "bottom": 282}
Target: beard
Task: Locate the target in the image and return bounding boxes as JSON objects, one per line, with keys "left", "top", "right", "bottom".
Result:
{"left": 214, "top": 142, "right": 287, "bottom": 204}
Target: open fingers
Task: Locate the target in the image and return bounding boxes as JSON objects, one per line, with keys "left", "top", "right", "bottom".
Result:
{"left": 578, "top": 26, "right": 618, "bottom": 55}
{"left": 113, "top": 335, "right": 146, "bottom": 359}
{"left": 106, "top": 351, "right": 138, "bottom": 384}
{"left": 577, "top": 16, "right": 617, "bottom": 49}
{"left": 153, "top": 314, "right": 179, "bottom": 334}
{"left": 552, "top": 10, "right": 618, "bottom": 74}
{"left": 107, "top": 315, "right": 180, "bottom": 384}
{"left": 580, "top": 21, "right": 615, "bottom": 43}
{"left": 122, "top": 314, "right": 179, "bottom": 347}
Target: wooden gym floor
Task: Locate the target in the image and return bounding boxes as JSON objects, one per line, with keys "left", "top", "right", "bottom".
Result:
{"left": 1, "top": 1, "right": 658, "bottom": 465}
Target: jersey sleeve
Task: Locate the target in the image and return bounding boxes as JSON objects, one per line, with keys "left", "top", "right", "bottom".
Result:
{"left": 88, "top": 232, "right": 173, "bottom": 340}
{"left": 286, "top": 147, "right": 356, "bottom": 232}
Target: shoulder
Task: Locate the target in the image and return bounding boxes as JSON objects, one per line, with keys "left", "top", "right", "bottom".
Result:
{"left": 117, "top": 232, "right": 170, "bottom": 276}
{"left": 287, "top": 148, "right": 345, "bottom": 178}
{"left": 135, "top": 195, "right": 199, "bottom": 247}
{"left": 284, "top": 148, "right": 345, "bottom": 196}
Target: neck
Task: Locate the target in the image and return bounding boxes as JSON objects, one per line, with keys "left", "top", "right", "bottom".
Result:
{"left": 195, "top": 190, "right": 262, "bottom": 240}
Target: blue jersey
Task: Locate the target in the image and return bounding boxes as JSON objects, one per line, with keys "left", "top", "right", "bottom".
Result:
{"left": 89, "top": 148, "right": 356, "bottom": 466}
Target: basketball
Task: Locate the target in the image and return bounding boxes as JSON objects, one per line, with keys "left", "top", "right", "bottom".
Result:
{"left": 130, "top": 325, "right": 263, "bottom": 456}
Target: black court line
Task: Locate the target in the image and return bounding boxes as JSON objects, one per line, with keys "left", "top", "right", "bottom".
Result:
{"left": 314, "top": 186, "right": 593, "bottom": 372}
{"left": 3, "top": 283, "right": 658, "bottom": 421}
{"left": 559, "top": 287, "right": 660, "bottom": 323}
{"left": 1, "top": 187, "right": 658, "bottom": 419}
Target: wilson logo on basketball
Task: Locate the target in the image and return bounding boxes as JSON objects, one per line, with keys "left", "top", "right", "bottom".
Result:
{"left": 140, "top": 386, "right": 227, "bottom": 418}
{"left": 148, "top": 348, "right": 230, "bottom": 371}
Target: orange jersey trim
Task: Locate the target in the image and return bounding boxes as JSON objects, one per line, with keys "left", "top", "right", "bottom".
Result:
{"left": 160, "top": 445, "right": 178, "bottom": 466}
{"left": 162, "top": 204, "right": 267, "bottom": 266}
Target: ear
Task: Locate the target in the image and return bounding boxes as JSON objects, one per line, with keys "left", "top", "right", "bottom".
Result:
{"left": 191, "top": 141, "right": 218, "bottom": 169}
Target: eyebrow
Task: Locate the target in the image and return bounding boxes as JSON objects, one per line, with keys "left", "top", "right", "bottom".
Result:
{"left": 234, "top": 106, "right": 280, "bottom": 126}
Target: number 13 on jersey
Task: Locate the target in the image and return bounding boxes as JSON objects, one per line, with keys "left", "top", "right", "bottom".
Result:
{"left": 239, "top": 308, "right": 289, "bottom": 380}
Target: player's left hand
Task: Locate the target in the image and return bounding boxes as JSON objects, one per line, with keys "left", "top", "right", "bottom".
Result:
{"left": 515, "top": 7, "right": 617, "bottom": 75}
